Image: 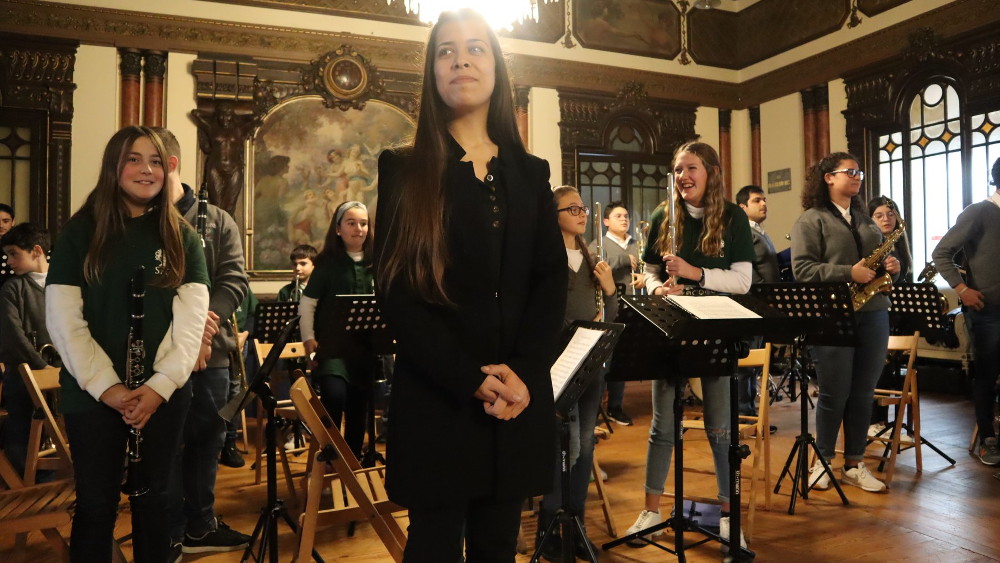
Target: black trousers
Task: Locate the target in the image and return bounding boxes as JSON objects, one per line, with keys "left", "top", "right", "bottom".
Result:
{"left": 403, "top": 497, "right": 523, "bottom": 563}
{"left": 313, "top": 373, "right": 368, "bottom": 458}
{"left": 65, "top": 381, "right": 191, "bottom": 563}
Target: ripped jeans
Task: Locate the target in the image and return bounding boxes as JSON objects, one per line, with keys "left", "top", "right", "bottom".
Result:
{"left": 645, "top": 376, "right": 732, "bottom": 503}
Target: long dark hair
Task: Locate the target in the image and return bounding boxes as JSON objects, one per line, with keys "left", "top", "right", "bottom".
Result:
{"left": 802, "top": 151, "right": 862, "bottom": 211}
{"left": 377, "top": 9, "right": 524, "bottom": 305}
{"left": 552, "top": 185, "right": 598, "bottom": 286}
{"left": 656, "top": 141, "right": 727, "bottom": 257}
{"left": 317, "top": 201, "right": 372, "bottom": 264}
{"left": 74, "top": 126, "right": 186, "bottom": 288}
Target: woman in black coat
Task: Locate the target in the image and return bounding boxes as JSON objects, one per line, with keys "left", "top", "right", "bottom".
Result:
{"left": 373, "top": 9, "right": 566, "bottom": 562}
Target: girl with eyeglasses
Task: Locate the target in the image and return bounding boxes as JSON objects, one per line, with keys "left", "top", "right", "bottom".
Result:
{"left": 534, "top": 185, "right": 616, "bottom": 560}
{"left": 792, "top": 152, "right": 900, "bottom": 495}
{"left": 374, "top": 9, "right": 566, "bottom": 561}
{"left": 625, "top": 141, "right": 755, "bottom": 551}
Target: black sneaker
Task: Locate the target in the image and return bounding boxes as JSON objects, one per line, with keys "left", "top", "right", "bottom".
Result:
{"left": 220, "top": 440, "right": 245, "bottom": 468}
{"left": 607, "top": 407, "right": 634, "bottom": 426}
{"left": 168, "top": 541, "right": 183, "bottom": 563}
{"left": 182, "top": 516, "right": 250, "bottom": 553}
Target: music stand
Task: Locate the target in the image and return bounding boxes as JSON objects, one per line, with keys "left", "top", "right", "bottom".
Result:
{"left": 603, "top": 293, "right": 794, "bottom": 562}
{"left": 532, "top": 321, "right": 624, "bottom": 563}
{"left": 873, "top": 284, "right": 957, "bottom": 467}
{"left": 317, "top": 294, "right": 394, "bottom": 468}
{"left": 750, "top": 283, "right": 855, "bottom": 514}
{"left": 218, "top": 316, "right": 324, "bottom": 563}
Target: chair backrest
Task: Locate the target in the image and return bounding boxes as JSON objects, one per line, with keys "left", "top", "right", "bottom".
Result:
{"left": 19, "top": 364, "right": 73, "bottom": 484}
{"left": 254, "top": 339, "right": 307, "bottom": 367}
{"left": 738, "top": 343, "right": 772, "bottom": 424}
{"left": 886, "top": 331, "right": 920, "bottom": 391}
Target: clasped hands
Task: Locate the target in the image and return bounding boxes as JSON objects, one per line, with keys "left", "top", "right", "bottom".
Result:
{"left": 100, "top": 382, "right": 164, "bottom": 430}
{"left": 474, "top": 364, "right": 530, "bottom": 421}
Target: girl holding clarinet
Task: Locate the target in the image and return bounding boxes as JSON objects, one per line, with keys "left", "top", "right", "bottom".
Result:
{"left": 47, "top": 126, "right": 209, "bottom": 562}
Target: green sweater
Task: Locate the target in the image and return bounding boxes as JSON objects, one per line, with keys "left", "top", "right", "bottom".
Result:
{"left": 642, "top": 201, "right": 756, "bottom": 284}
{"left": 302, "top": 251, "right": 373, "bottom": 382}
{"left": 47, "top": 211, "right": 210, "bottom": 413}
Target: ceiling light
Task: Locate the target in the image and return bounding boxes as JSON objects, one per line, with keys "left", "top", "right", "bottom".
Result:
{"left": 394, "top": 0, "right": 552, "bottom": 30}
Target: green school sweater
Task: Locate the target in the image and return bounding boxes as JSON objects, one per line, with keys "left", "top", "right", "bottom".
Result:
{"left": 302, "top": 251, "right": 374, "bottom": 383}
{"left": 48, "top": 211, "right": 210, "bottom": 413}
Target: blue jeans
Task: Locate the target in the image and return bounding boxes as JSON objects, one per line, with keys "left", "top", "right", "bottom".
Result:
{"left": 542, "top": 372, "right": 604, "bottom": 517}
{"left": 966, "top": 304, "right": 1000, "bottom": 440}
{"left": 66, "top": 381, "right": 191, "bottom": 562}
{"left": 167, "top": 367, "right": 230, "bottom": 539}
{"left": 645, "top": 375, "right": 731, "bottom": 502}
{"left": 811, "top": 309, "right": 890, "bottom": 462}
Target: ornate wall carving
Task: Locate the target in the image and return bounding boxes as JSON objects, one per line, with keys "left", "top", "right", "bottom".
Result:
{"left": 843, "top": 26, "right": 1000, "bottom": 181}
{"left": 0, "top": 32, "right": 77, "bottom": 234}
{"left": 558, "top": 83, "right": 696, "bottom": 184}
{"left": 858, "top": 0, "right": 913, "bottom": 18}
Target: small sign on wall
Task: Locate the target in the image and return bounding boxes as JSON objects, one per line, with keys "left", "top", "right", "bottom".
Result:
{"left": 767, "top": 168, "right": 792, "bottom": 193}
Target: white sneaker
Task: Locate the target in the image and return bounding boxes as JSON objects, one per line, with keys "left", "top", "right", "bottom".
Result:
{"left": 718, "top": 516, "right": 748, "bottom": 553}
{"left": 624, "top": 509, "right": 662, "bottom": 547}
{"left": 868, "top": 423, "right": 887, "bottom": 439}
{"left": 842, "top": 462, "right": 886, "bottom": 493}
{"left": 808, "top": 461, "right": 831, "bottom": 490}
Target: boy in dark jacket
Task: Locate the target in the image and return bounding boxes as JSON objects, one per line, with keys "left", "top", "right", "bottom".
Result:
{"left": 0, "top": 222, "right": 55, "bottom": 477}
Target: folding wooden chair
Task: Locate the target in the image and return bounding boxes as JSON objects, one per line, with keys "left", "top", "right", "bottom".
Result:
{"left": 0, "top": 450, "right": 74, "bottom": 561}
{"left": 677, "top": 344, "right": 773, "bottom": 540}
{"left": 289, "top": 377, "right": 405, "bottom": 562}
{"left": 866, "top": 333, "right": 923, "bottom": 487}
{"left": 18, "top": 364, "right": 73, "bottom": 485}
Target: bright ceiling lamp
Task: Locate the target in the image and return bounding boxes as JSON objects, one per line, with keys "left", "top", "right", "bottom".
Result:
{"left": 394, "top": 0, "right": 551, "bottom": 30}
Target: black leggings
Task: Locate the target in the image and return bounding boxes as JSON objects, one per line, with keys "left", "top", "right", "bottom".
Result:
{"left": 313, "top": 374, "right": 368, "bottom": 458}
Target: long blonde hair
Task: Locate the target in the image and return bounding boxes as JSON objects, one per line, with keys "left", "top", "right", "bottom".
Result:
{"left": 75, "top": 126, "right": 187, "bottom": 288}
{"left": 657, "top": 141, "right": 727, "bottom": 258}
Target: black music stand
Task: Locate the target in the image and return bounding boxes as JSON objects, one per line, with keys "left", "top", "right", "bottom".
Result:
{"left": 873, "top": 284, "right": 957, "bottom": 467}
{"left": 750, "top": 283, "right": 855, "bottom": 514}
{"left": 317, "top": 294, "right": 394, "bottom": 468}
{"left": 218, "top": 316, "right": 324, "bottom": 563}
{"left": 532, "top": 321, "right": 624, "bottom": 563}
{"left": 604, "top": 293, "right": 793, "bottom": 562}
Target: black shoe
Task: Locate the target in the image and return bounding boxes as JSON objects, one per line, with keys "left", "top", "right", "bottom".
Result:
{"left": 769, "top": 425, "right": 778, "bottom": 435}
{"left": 182, "top": 516, "right": 250, "bottom": 553}
{"left": 168, "top": 541, "right": 183, "bottom": 563}
{"left": 607, "top": 407, "right": 634, "bottom": 426}
{"left": 220, "top": 440, "right": 245, "bottom": 468}
{"left": 538, "top": 532, "right": 563, "bottom": 563}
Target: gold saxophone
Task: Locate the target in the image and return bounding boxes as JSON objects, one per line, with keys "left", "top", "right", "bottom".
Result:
{"left": 851, "top": 219, "right": 906, "bottom": 311}
{"left": 229, "top": 312, "right": 249, "bottom": 392}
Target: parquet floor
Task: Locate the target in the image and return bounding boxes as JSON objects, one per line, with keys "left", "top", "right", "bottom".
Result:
{"left": 4, "top": 380, "right": 999, "bottom": 562}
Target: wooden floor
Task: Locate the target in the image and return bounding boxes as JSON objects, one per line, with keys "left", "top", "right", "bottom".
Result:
{"left": 4, "top": 380, "right": 1000, "bottom": 562}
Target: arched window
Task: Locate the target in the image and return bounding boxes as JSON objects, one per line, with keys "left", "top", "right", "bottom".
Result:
{"left": 874, "top": 81, "right": 1000, "bottom": 280}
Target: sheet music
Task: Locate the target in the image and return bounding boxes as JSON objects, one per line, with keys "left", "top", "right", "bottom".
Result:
{"left": 550, "top": 327, "right": 605, "bottom": 400}
{"left": 667, "top": 295, "right": 761, "bottom": 320}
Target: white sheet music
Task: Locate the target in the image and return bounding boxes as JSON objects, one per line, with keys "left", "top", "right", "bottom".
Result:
{"left": 550, "top": 327, "right": 606, "bottom": 400}
{"left": 667, "top": 295, "right": 761, "bottom": 320}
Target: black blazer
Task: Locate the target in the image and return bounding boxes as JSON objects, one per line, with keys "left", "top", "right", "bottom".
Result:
{"left": 374, "top": 140, "right": 566, "bottom": 509}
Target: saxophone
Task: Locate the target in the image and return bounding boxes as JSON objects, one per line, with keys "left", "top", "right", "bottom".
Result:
{"left": 851, "top": 219, "right": 906, "bottom": 311}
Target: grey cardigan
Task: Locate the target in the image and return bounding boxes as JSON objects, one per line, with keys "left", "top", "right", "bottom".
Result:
{"left": 791, "top": 204, "right": 889, "bottom": 312}
{"left": 932, "top": 199, "right": 1000, "bottom": 303}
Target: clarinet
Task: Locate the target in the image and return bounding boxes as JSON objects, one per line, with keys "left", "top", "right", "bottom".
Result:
{"left": 196, "top": 183, "right": 209, "bottom": 247}
{"left": 122, "top": 266, "right": 149, "bottom": 498}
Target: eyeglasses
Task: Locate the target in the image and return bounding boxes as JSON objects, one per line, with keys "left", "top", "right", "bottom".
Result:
{"left": 831, "top": 168, "right": 865, "bottom": 180}
{"left": 557, "top": 205, "right": 590, "bottom": 216}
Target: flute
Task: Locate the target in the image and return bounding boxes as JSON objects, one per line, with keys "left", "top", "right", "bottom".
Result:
{"left": 593, "top": 202, "right": 605, "bottom": 320}
{"left": 666, "top": 172, "right": 678, "bottom": 286}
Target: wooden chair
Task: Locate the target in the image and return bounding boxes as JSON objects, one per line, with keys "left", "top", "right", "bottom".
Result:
{"left": 677, "top": 344, "right": 773, "bottom": 540}
{"left": 252, "top": 339, "right": 310, "bottom": 508}
{"left": 0, "top": 449, "right": 75, "bottom": 561}
{"left": 591, "top": 429, "right": 618, "bottom": 537}
{"left": 18, "top": 364, "right": 73, "bottom": 485}
{"left": 288, "top": 377, "right": 406, "bottom": 562}
{"left": 865, "top": 333, "right": 923, "bottom": 487}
